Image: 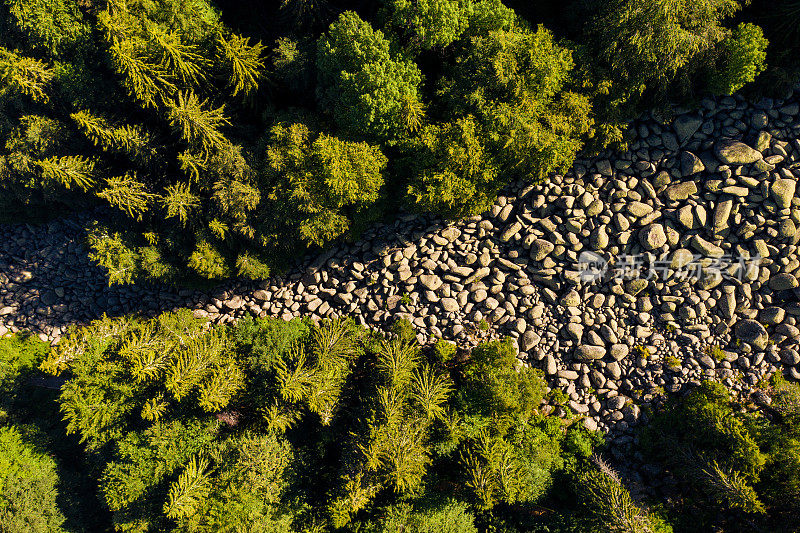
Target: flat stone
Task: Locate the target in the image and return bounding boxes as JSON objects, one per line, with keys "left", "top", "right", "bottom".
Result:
{"left": 544, "top": 354, "right": 557, "bottom": 375}
{"left": 759, "top": 306, "right": 785, "bottom": 325}
{"left": 575, "top": 344, "right": 606, "bottom": 361}
{"left": 521, "top": 330, "right": 541, "bottom": 351}
{"left": 560, "top": 289, "right": 581, "bottom": 307}
{"left": 625, "top": 279, "right": 648, "bottom": 296}
{"left": 769, "top": 273, "right": 798, "bottom": 291}
{"left": 253, "top": 289, "right": 270, "bottom": 301}
{"left": 441, "top": 298, "right": 459, "bottom": 312}
{"left": 691, "top": 235, "right": 724, "bottom": 258}
{"left": 779, "top": 219, "right": 797, "bottom": 238}
{"left": 712, "top": 198, "right": 733, "bottom": 234}
{"left": 530, "top": 239, "right": 555, "bottom": 261}
{"left": 677, "top": 205, "right": 697, "bottom": 229}
{"left": 664, "top": 181, "right": 698, "bottom": 201}
{"left": 500, "top": 221, "right": 523, "bottom": 242}
{"left": 680, "top": 151, "right": 705, "bottom": 176}
{"left": 771, "top": 178, "right": 796, "bottom": 209}
{"left": 610, "top": 344, "right": 629, "bottom": 360}
{"left": 714, "top": 139, "right": 762, "bottom": 165}
{"left": 674, "top": 114, "right": 702, "bottom": 143}
{"left": 735, "top": 319, "right": 768, "bottom": 349}
{"left": 419, "top": 274, "right": 443, "bottom": 291}
{"left": 225, "top": 296, "right": 244, "bottom": 309}
{"left": 441, "top": 227, "right": 461, "bottom": 242}
{"left": 627, "top": 202, "right": 654, "bottom": 218}
{"left": 670, "top": 248, "right": 695, "bottom": 269}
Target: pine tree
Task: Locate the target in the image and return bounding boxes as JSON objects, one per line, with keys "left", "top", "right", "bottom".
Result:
{"left": 160, "top": 181, "right": 200, "bottom": 226}
{"left": 168, "top": 91, "right": 230, "bottom": 157}
{"left": 0, "top": 47, "right": 54, "bottom": 102}
{"left": 215, "top": 32, "right": 265, "bottom": 97}
{"left": 188, "top": 239, "right": 229, "bottom": 279}
{"left": 85, "top": 225, "right": 142, "bottom": 286}
{"left": 96, "top": 172, "right": 154, "bottom": 220}
{"left": 165, "top": 331, "right": 223, "bottom": 402}
{"left": 580, "top": 455, "right": 660, "bottom": 533}
{"left": 71, "top": 110, "right": 155, "bottom": 164}
{"left": 411, "top": 364, "right": 452, "bottom": 420}
{"left": 377, "top": 338, "right": 419, "bottom": 390}
{"left": 148, "top": 24, "right": 207, "bottom": 86}
{"left": 165, "top": 456, "right": 212, "bottom": 520}
{"left": 198, "top": 360, "right": 244, "bottom": 412}
{"left": 36, "top": 155, "right": 96, "bottom": 190}
{"left": 108, "top": 37, "right": 175, "bottom": 108}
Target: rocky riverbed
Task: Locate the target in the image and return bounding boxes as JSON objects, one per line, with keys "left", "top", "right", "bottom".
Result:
{"left": 2, "top": 90, "right": 800, "bottom": 438}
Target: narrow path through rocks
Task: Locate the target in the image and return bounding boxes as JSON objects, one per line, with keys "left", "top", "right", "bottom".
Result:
{"left": 2, "top": 90, "right": 800, "bottom": 436}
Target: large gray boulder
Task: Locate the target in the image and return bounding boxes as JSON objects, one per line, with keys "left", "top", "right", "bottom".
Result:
{"left": 714, "top": 139, "right": 762, "bottom": 165}
{"left": 735, "top": 319, "right": 768, "bottom": 349}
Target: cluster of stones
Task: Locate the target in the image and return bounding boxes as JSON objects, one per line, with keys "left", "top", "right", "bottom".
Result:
{"left": 2, "top": 92, "right": 800, "bottom": 437}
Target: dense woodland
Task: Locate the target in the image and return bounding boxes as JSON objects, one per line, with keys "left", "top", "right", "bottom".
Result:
{"left": 0, "top": 0, "right": 794, "bottom": 285}
{"left": 0, "top": 313, "right": 798, "bottom": 532}
{"left": 3, "top": 0, "right": 800, "bottom": 532}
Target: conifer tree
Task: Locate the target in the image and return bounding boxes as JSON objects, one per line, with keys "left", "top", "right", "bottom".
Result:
{"left": 160, "top": 181, "right": 200, "bottom": 226}
{"left": 0, "top": 47, "right": 53, "bottom": 102}
{"left": 71, "top": 110, "right": 155, "bottom": 165}
{"left": 36, "top": 155, "right": 96, "bottom": 190}
{"left": 168, "top": 91, "right": 230, "bottom": 157}
{"left": 215, "top": 32, "right": 265, "bottom": 97}
{"left": 96, "top": 172, "right": 154, "bottom": 220}
{"left": 165, "top": 456, "right": 212, "bottom": 520}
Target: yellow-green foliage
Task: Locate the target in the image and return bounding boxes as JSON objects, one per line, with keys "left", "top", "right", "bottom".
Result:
{"left": 0, "top": 426, "right": 67, "bottom": 532}
{"left": 43, "top": 310, "right": 244, "bottom": 449}
{"left": 265, "top": 121, "right": 387, "bottom": 247}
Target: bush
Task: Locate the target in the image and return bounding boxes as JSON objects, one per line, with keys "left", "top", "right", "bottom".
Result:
{"left": 0, "top": 425, "right": 66, "bottom": 532}
{"left": 0, "top": 333, "right": 50, "bottom": 419}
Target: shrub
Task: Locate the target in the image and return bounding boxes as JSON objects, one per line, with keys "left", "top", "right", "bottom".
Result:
{"left": 434, "top": 338, "right": 457, "bottom": 364}
{"left": 0, "top": 425, "right": 66, "bottom": 532}
{"left": 391, "top": 317, "right": 417, "bottom": 344}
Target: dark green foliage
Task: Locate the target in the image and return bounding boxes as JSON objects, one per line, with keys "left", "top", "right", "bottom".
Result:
{"left": 390, "top": 317, "right": 418, "bottom": 344}
{"left": 640, "top": 379, "right": 800, "bottom": 531}
{"left": 433, "top": 338, "right": 457, "bottom": 364}
{"left": 1, "top": 0, "right": 780, "bottom": 285}
{"left": 578, "top": 455, "right": 672, "bottom": 533}
{"left": 585, "top": 0, "right": 770, "bottom": 140}
{"left": 0, "top": 333, "right": 50, "bottom": 411}
{"left": 264, "top": 120, "right": 387, "bottom": 247}
{"left": 361, "top": 499, "right": 478, "bottom": 532}
{"left": 384, "top": 0, "right": 471, "bottom": 50}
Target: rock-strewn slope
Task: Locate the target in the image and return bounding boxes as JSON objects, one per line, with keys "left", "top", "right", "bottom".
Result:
{"left": 2, "top": 91, "right": 800, "bottom": 435}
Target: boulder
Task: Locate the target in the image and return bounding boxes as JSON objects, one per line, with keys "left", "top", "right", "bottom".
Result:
{"left": 664, "top": 180, "right": 698, "bottom": 201}
{"left": 714, "top": 139, "right": 762, "bottom": 165}
{"left": 639, "top": 224, "right": 667, "bottom": 250}
{"left": 674, "top": 114, "right": 702, "bottom": 143}
{"left": 530, "top": 239, "right": 555, "bottom": 261}
{"left": 735, "top": 319, "right": 768, "bottom": 349}
{"left": 680, "top": 151, "right": 705, "bottom": 176}
{"left": 575, "top": 344, "right": 606, "bottom": 361}
{"left": 771, "top": 178, "right": 796, "bottom": 209}
{"left": 769, "top": 273, "right": 798, "bottom": 291}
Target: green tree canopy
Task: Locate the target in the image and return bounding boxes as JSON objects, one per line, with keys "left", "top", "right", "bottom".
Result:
{"left": 316, "top": 11, "right": 424, "bottom": 140}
